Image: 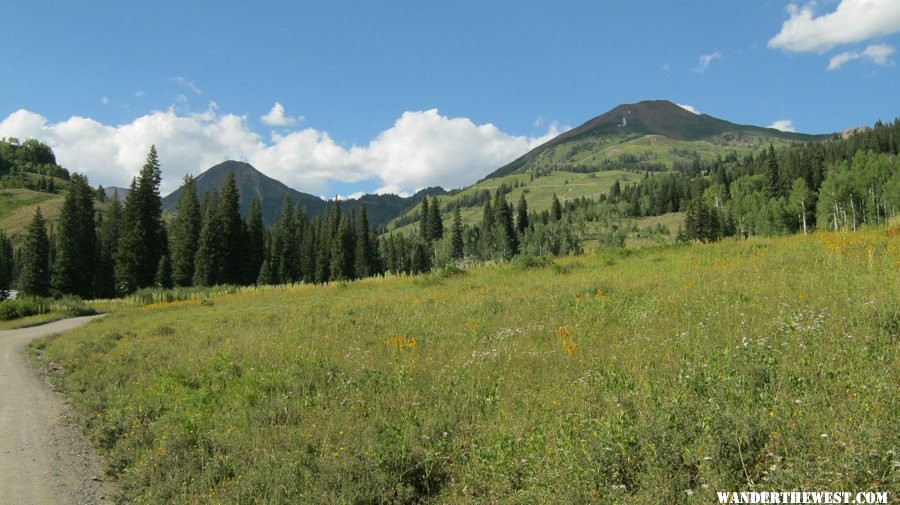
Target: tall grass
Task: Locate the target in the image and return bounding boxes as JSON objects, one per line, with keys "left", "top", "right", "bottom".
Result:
{"left": 39, "top": 228, "right": 899, "bottom": 504}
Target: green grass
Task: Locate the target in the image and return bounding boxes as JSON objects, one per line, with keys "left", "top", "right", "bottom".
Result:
{"left": 0, "top": 295, "right": 98, "bottom": 329}
{"left": 38, "top": 228, "right": 899, "bottom": 503}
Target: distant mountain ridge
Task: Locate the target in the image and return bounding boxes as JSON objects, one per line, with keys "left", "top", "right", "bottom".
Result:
{"left": 161, "top": 160, "right": 446, "bottom": 226}
{"left": 484, "top": 100, "right": 830, "bottom": 179}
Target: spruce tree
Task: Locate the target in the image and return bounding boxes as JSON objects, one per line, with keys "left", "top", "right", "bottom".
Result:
{"left": 273, "top": 198, "right": 299, "bottom": 283}
{"left": 551, "top": 193, "right": 562, "bottom": 222}
{"left": 193, "top": 192, "right": 223, "bottom": 286}
{"left": 766, "top": 144, "right": 781, "bottom": 198}
{"left": 243, "top": 198, "right": 266, "bottom": 285}
{"left": 116, "top": 146, "right": 167, "bottom": 292}
{"left": 354, "top": 205, "right": 373, "bottom": 278}
{"left": 429, "top": 198, "right": 444, "bottom": 240}
{"left": 331, "top": 216, "right": 356, "bottom": 281}
{"left": 218, "top": 171, "right": 243, "bottom": 284}
{"left": 19, "top": 207, "right": 51, "bottom": 297}
{"left": 170, "top": 174, "right": 201, "bottom": 286}
{"left": 0, "top": 231, "right": 13, "bottom": 294}
{"left": 52, "top": 173, "right": 97, "bottom": 297}
{"left": 155, "top": 255, "right": 173, "bottom": 288}
{"left": 419, "top": 197, "right": 432, "bottom": 241}
{"left": 450, "top": 207, "right": 464, "bottom": 260}
{"left": 515, "top": 193, "right": 529, "bottom": 235}
{"left": 494, "top": 192, "right": 518, "bottom": 258}
{"left": 95, "top": 193, "right": 121, "bottom": 298}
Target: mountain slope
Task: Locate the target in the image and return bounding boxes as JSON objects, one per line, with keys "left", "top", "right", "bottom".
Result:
{"left": 485, "top": 100, "right": 829, "bottom": 179}
{"left": 161, "top": 161, "right": 446, "bottom": 227}
{"left": 161, "top": 161, "right": 328, "bottom": 225}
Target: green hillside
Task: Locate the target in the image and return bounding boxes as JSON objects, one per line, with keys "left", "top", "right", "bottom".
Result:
{"left": 484, "top": 100, "right": 829, "bottom": 179}
{"left": 388, "top": 170, "right": 641, "bottom": 236}
{"left": 37, "top": 227, "right": 899, "bottom": 503}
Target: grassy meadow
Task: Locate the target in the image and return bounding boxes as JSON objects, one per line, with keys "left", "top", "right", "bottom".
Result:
{"left": 37, "top": 228, "right": 899, "bottom": 504}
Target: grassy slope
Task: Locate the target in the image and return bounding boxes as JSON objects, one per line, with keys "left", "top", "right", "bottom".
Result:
{"left": 40, "top": 228, "right": 899, "bottom": 503}
{"left": 389, "top": 170, "right": 641, "bottom": 236}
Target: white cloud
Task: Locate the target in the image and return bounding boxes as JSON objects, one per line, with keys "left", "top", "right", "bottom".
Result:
{"left": 768, "top": 119, "right": 797, "bottom": 132}
{"left": 827, "top": 43, "right": 895, "bottom": 70}
{"left": 135, "top": 91, "right": 145, "bottom": 97}
{"left": 100, "top": 96, "right": 109, "bottom": 105}
{"left": 261, "top": 102, "right": 303, "bottom": 126}
{"left": 769, "top": 0, "right": 900, "bottom": 53}
{"left": 694, "top": 52, "right": 721, "bottom": 73}
{"left": 677, "top": 103, "right": 699, "bottom": 114}
{"left": 0, "top": 106, "right": 568, "bottom": 197}
{"left": 169, "top": 76, "right": 202, "bottom": 95}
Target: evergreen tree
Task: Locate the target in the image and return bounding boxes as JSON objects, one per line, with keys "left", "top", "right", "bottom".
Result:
{"left": 354, "top": 205, "right": 373, "bottom": 278}
{"left": 515, "top": 193, "right": 529, "bottom": 235}
{"left": 94, "top": 193, "right": 121, "bottom": 298}
{"left": 551, "top": 193, "right": 563, "bottom": 221}
{"left": 155, "top": 255, "right": 173, "bottom": 289}
{"left": 19, "top": 207, "right": 51, "bottom": 297}
{"left": 52, "top": 173, "right": 96, "bottom": 298}
{"left": 450, "top": 206, "right": 464, "bottom": 261}
{"left": 331, "top": 216, "right": 356, "bottom": 281}
{"left": 0, "top": 231, "right": 13, "bottom": 294}
{"left": 243, "top": 198, "right": 266, "bottom": 285}
{"left": 257, "top": 257, "right": 274, "bottom": 286}
{"left": 193, "top": 193, "right": 223, "bottom": 286}
{"left": 766, "top": 144, "right": 781, "bottom": 198}
{"left": 419, "top": 197, "right": 432, "bottom": 241}
{"left": 218, "top": 171, "right": 243, "bottom": 284}
{"left": 170, "top": 174, "right": 201, "bottom": 286}
{"left": 116, "top": 146, "right": 167, "bottom": 292}
{"left": 494, "top": 192, "right": 518, "bottom": 258}
{"left": 429, "top": 198, "right": 444, "bottom": 240}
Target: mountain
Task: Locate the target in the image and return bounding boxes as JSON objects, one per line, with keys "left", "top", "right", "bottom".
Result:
{"left": 162, "top": 161, "right": 328, "bottom": 225}
{"left": 484, "top": 100, "right": 830, "bottom": 179}
{"left": 161, "top": 160, "right": 445, "bottom": 227}
{"left": 103, "top": 186, "right": 130, "bottom": 201}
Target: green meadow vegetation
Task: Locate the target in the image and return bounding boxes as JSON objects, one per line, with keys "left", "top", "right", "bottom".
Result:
{"left": 36, "top": 226, "right": 899, "bottom": 504}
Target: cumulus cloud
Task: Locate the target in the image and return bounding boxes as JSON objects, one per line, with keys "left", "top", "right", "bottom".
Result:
{"left": 677, "top": 103, "right": 699, "bottom": 114}
{"left": 769, "top": 0, "right": 900, "bottom": 53}
{"left": 827, "top": 43, "right": 895, "bottom": 70}
{"left": 0, "top": 106, "right": 567, "bottom": 197}
{"left": 261, "top": 102, "right": 303, "bottom": 126}
{"left": 768, "top": 119, "right": 797, "bottom": 132}
{"left": 693, "top": 52, "right": 721, "bottom": 73}
{"left": 169, "top": 76, "right": 202, "bottom": 95}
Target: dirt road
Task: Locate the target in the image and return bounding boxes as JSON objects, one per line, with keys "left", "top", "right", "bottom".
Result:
{"left": 0, "top": 315, "right": 115, "bottom": 504}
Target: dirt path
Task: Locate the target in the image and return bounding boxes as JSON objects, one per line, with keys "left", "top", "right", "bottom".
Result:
{"left": 0, "top": 315, "right": 116, "bottom": 504}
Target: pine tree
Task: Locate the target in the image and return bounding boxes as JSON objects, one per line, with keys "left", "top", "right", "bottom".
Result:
{"left": 273, "top": 199, "right": 300, "bottom": 283}
{"left": 419, "top": 197, "right": 432, "bottom": 241}
{"left": 52, "top": 173, "right": 96, "bottom": 298}
{"left": 429, "top": 198, "right": 444, "bottom": 240}
{"left": 515, "top": 193, "right": 529, "bottom": 235}
{"left": 354, "top": 205, "right": 373, "bottom": 278}
{"left": 170, "top": 174, "right": 201, "bottom": 286}
{"left": 450, "top": 207, "right": 464, "bottom": 260}
{"left": 116, "top": 146, "right": 167, "bottom": 292}
{"left": 331, "top": 216, "right": 356, "bottom": 281}
{"left": 155, "top": 255, "right": 173, "bottom": 288}
{"left": 494, "top": 192, "right": 518, "bottom": 258}
{"left": 94, "top": 193, "right": 121, "bottom": 298}
{"left": 0, "top": 231, "right": 13, "bottom": 294}
{"left": 243, "top": 198, "right": 266, "bottom": 285}
{"left": 19, "top": 207, "right": 51, "bottom": 297}
{"left": 766, "top": 144, "right": 781, "bottom": 198}
{"left": 551, "top": 193, "right": 562, "bottom": 221}
{"left": 193, "top": 192, "right": 223, "bottom": 286}
{"left": 257, "top": 257, "right": 274, "bottom": 286}
{"left": 218, "top": 171, "right": 243, "bottom": 284}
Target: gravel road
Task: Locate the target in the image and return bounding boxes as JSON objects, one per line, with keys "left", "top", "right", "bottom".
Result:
{"left": 0, "top": 315, "right": 116, "bottom": 504}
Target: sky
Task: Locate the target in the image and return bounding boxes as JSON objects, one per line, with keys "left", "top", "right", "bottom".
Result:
{"left": 1, "top": 0, "right": 898, "bottom": 198}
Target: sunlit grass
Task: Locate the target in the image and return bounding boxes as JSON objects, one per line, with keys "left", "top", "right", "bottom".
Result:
{"left": 39, "top": 228, "right": 899, "bottom": 503}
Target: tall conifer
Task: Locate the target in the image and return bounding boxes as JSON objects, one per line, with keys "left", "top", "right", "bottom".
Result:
{"left": 19, "top": 207, "right": 51, "bottom": 297}
{"left": 170, "top": 174, "right": 201, "bottom": 286}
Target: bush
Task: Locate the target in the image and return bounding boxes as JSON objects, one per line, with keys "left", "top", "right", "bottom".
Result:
{"left": 0, "top": 295, "right": 95, "bottom": 321}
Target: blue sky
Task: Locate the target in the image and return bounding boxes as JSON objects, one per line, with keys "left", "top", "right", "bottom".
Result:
{"left": 1, "top": 1, "right": 898, "bottom": 197}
